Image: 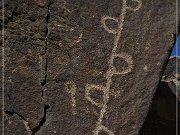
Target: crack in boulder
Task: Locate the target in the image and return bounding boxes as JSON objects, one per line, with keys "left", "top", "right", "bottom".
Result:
{"left": 32, "top": 105, "right": 50, "bottom": 135}
{"left": 5, "top": 110, "right": 33, "bottom": 135}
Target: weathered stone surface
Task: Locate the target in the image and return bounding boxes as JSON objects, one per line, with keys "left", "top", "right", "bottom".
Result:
{"left": 0, "top": 0, "right": 178, "bottom": 135}
{"left": 162, "top": 56, "right": 180, "bottom": 100}
{"left": 1, "top": 0, "right": 48, "bottom": 134}
{"left": 38, "top": 0, "right": 177, "bottom": 135}
{"left": 4, "top": 112, "right": 31, "bottom": 135}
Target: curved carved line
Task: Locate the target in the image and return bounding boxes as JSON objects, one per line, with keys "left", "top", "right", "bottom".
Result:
{"left": 101, "top": 16, "right": 119, "bottom": 34}
{"left": 112, "top": 53, "right": 133, "bottom": 75}
{"left": 126, "top": 0, "right": 142, "bottom": 11}
{"left": 85, "top": 84, "right": 105, "bottom": 107}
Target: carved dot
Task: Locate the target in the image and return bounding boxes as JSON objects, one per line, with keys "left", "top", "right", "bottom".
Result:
{"left": 113, "top": 57, "right": 129, "bottom": 72}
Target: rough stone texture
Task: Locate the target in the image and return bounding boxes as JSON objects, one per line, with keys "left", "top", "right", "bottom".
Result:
{"left": 1, "top": 0, "right": 49, "bottom": 134}
{"left": 162, "top": 56, "right": 180, "bottom": 100}
{"left": 0, "top": 49, "right": 3, "bottom": 134}
{"left": 4, "top": 112, "right": 31, "bottom": 135}
{"left": 0, "top": 0, "right": 178, "bottom": 135}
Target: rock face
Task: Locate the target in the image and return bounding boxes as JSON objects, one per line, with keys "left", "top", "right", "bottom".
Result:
{"left": 0, "top": 0, "right": 177, "bottom": 135}
{"left": 1, "top": 0, "right": 48, "bottom": 133}
{"left": 162, "top": 56, "right": 180, "bottom": 100}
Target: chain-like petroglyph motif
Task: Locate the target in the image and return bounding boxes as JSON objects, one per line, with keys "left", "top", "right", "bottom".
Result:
{"left": 65, "top": 81, "right": 77, "bottom": 115}
{"left": 85, "top": 0, "right": 142, "bottom": 134}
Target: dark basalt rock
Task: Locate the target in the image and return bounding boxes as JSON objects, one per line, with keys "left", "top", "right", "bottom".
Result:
{"left": 0, "top": 0, "right": 178, "bottom": 135}
{"left": 4, "top": 112, "right": 31, "bottom": 135}
{"left": 1, "top": 0, "right": 48, "bottom": 133}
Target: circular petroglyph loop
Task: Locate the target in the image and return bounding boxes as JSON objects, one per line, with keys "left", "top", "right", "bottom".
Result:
{"left": 101, "top": 16, "right": 119, "bottom": 34}
{"left": 85, "top": 84, "right": 106, "bottom": 107}
{"left": 126, "top": 0, "right": 142, "bottom": 11}
{"left": 112, "top": 53, "right": 133, "bottom": 75}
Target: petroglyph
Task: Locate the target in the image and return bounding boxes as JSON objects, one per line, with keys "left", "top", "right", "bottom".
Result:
{"left": 69, "top": 32, "right": 83, "bottom": 47}
{"left": 85, "top": 0, "right": 142, "bottom": 134}
{"left": 126, "top": 0, "right": 142, "bottom": 11}
{"left": 113, "top": 53, "right": 133, "bottom": 75}
{"left": 65, "top": 81, "right": 77, "bottom": 115}
{"left": 85, "top": 84, "right": 106, "bottom": 107}
{"left": 101, "top": 16, "right": 118, "bottom": 34}
{"left": 76, "top": 32, "right": 83, "bottom": 44}
{"left": 143, "top": 65, "right": 148, "bottom": 72}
